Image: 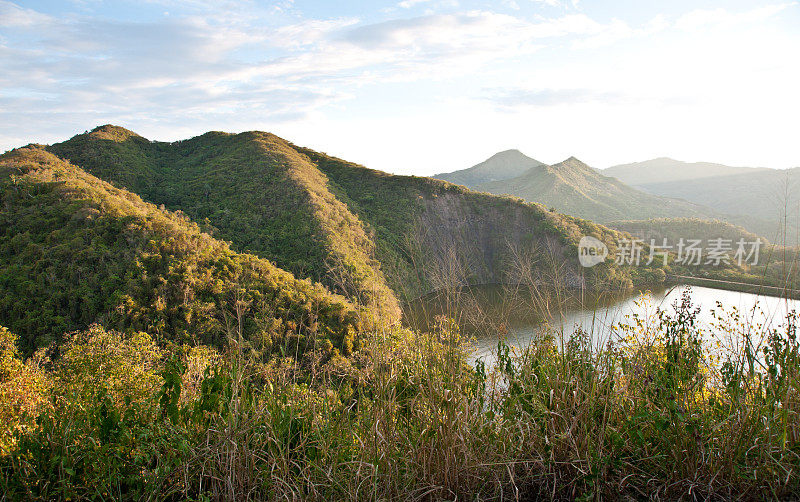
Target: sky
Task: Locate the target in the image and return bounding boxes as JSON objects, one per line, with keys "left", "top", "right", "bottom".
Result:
{"left": 1, "top": 0, "right": 798, "bottom": 175}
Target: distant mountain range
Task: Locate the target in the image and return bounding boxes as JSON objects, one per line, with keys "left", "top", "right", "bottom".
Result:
{"left": 435, "top": 151, "right": 717, "bottom": 222}
{"left": 602, "top": 158, "right": 771, "bottom": 186}
{"left": 435, "top": 152, "right": 799, "bottom": 244}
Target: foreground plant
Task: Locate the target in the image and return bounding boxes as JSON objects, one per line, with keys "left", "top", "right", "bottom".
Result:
{"left": 1, "top": 291, "right": 798, "bottom": 500}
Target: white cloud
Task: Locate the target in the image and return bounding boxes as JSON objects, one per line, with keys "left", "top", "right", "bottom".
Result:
{"left": 0, "top": 1, "right": 797, "bottom": 174}
{"left": 0, "top": 0, "right": 53, "bottom": 27}
{"left": 398, "top": 0, "right": 433, "bottom": 8}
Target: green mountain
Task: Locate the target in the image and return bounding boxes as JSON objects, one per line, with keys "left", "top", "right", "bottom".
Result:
{"left": 433, "top": 149, "right": 544, "bottom": 188}
{"left": 602, "top": 158, "right": 768, "bottom": 186}
{"left": 473, "top": 156, "right": 713, "bottom": 223}
{"left": 0, "top": 145, "right": 364, "bottom": 355}
{"left": 608, "top": 218, "right": 767, "bottom": 245}
{"left": 49, "top": 125, "right": 401, "bottom": 322}
{"left": 46, "top": 126, "right": 653, "bottom": 307}
{"left": 296, "top": 148, "right": 652, "bottom": 300}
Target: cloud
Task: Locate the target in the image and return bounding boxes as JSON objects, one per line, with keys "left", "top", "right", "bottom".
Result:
{"left": 0, "top": 0, "right": 53, "bottom": 27}
{"left": 675, "top": 2, "right": 795, "bottom": 31}
{"left": 530, "top": 0, "right": 580, "bottom": 8}
{"left": 484, "top": 88, "right": 628, "bottom": 109}
{"left": 1, "top": 1, "right": 798, "bottom": 173}
{"left": 398, "top": 0, "right": 433, "bottom": 8}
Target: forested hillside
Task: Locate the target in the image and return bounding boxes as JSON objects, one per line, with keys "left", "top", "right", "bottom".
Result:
{"left": 609, "top": 218, "right": 766, "bottom": 245}
{"left": 48, "top": 126, "right": 653, "bottom": 307}
{"left": 297, "top": 147, "right": 651, "bottom": 299}
{"left": 0, "top": 145, "right": 365, "bottom": 355}
{"left": 49, "top": 126, "right": 401, "bottom": 321}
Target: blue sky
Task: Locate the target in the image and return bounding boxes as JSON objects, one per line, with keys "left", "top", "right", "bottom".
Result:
{"left": 1, "top": 0, "right": 798, "bottom": 174}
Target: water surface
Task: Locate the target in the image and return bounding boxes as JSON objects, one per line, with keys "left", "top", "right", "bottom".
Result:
{"left": 406, "top": 285, "right": 800, "bottom": 366}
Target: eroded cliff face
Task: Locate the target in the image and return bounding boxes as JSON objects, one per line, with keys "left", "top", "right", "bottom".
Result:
{"left": 406, "top": 192, "right": 586, "bottom": 297}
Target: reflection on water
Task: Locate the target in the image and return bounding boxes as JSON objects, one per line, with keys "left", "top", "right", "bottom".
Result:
{"left": 405, "top": 284, "right": 800, "bottom": 366}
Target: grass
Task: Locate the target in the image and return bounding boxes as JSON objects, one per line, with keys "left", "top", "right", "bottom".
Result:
{"left": 1, "top": 287, "right": 799, "bottom": 500}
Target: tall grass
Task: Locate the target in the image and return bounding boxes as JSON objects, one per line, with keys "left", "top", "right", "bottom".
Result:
{"left": 1, "top": 287, "right": 799, "bottom": 500}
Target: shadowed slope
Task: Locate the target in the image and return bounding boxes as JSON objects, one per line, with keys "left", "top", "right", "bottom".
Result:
{"left": 296, "top": 147, "right": 652, "bottom": 300}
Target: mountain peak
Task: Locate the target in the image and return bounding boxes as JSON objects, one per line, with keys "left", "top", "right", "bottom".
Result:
{"left": 86, "top": 124, "right": 142, "bottom": 143}
{"left": 552, "top": 156, "right": 592, "bottom": 171}
{"left": 490, "top": 148, "right": 525, "bottom": 157}
{"left": 432, "top": 149, "right": 544, "bottom": 188}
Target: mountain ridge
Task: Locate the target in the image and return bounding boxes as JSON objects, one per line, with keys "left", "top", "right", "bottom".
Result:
{"left": 49, "top": 125, "right": 402, "bottom": 322}
{"left": 473, "top": 155, "right": 715, "bottom": 223}
{"left": 602, "top": 157, "right": 770, "bottom": 186}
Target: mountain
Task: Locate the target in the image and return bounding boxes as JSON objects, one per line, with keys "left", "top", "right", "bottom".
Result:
{"left": 473, "top": 156, "right": 715, "bottom": 223}
{"left": 432, "top": 149, "right": 544, "bottom": 188}
{"left": 0, "top": 145, "right": 364, "bottom": 355}
{"left": 47, "top": 127, "right": 655, "bottom": 308}
{"left": 627, "top": 167, "right": 800, "bottom": 244}
{"left": 296, "top": 149, "right": 655, "bottom": 299}
{"left": 49, "top": 125, "right": 402, "bottom": 322}
{"left": 602, "top": 158, "right": 768, "bottom": 186}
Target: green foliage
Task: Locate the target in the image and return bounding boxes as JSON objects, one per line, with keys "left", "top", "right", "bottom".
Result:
{"left": 610, "top": 217, "right": 767, "bottom": 245}
{"left": 0, "top": 146, "right": 365, "bottom": 356}
{"left": 299, "top": 147, "right": 639, "bottom": 298}
{"left": 1, "top": 294, "right": 799, "bottom": 499}
{"left": 48, "top": 126, "right": 401, "bottom": 321}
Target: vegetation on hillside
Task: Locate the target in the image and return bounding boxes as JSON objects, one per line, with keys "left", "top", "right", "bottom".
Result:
{"left": 49, "top": 126, "right": 401, "bottom": 322}
{"left": 609, "top": 218, "right": 800, "bottom": 296}
{"left": 49, "top": 126, "right": 660, "bottom": 310}
{"left": 0, "top": 146, "right": 365, "bottom": 356}
{"left": 297, "top": 147, "right": 656, "bottom": 299}
{"left": 609, "top": 217, "right": 766, "bottom": 245}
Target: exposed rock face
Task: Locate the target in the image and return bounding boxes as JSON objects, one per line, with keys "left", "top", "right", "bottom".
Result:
{"left": 413, "top": 192, "right": 582, "bottom": 293}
